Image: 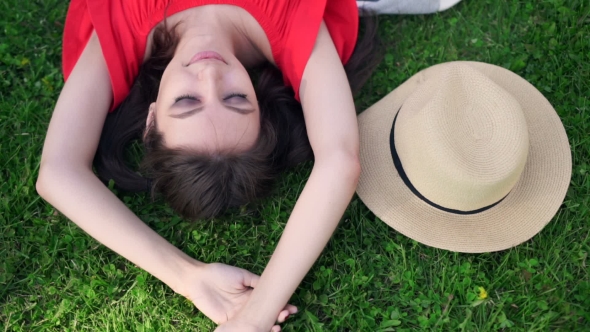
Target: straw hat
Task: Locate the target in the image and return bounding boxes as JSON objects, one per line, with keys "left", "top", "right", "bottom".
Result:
{"left": 356, "top": 61, "right": 571, "bottom": 253}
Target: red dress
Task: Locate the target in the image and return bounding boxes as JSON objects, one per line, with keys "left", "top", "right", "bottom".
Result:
{"left": 62, "top": 0, "right": 359, "bottom": 111}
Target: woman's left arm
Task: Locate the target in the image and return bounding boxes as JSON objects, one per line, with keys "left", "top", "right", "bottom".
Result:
{"left": 217, "top": 21, "right": 361, "bottom": 331}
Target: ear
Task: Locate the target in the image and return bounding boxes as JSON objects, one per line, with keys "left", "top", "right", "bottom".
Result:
{"left": 144, "top": 102, "right": 156, "bottom": 140}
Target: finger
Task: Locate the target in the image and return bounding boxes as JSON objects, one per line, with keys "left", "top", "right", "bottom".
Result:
{"left": 271, "top": 325, "right": 282, "bottom": 332}
{"left": 283, "top": 304, "right": 298, "bottom": 315}
{"left": 277, "top": 310, "right": 290, "bottom": 323}
{"left": 277, "top": 304, "right": 298, "bottom": 322}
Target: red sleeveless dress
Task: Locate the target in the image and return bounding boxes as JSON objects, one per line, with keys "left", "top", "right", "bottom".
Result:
{"left": 62, "top": 0, "right": 358, "bottom": 111}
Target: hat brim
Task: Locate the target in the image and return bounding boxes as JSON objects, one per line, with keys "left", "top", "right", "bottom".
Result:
{"left": 356, "top": 61, "right": 572, "bottom": 253}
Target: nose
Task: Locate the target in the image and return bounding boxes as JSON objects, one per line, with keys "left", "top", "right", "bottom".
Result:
{"left": 192, "top": 64, "right": 224, "bottom": 100}
{"left": 193, "top": 62, "right": 224, "bottom": 81}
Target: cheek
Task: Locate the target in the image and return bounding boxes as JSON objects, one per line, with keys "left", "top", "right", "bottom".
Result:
{"left": 156, "top": 70, "right": 171, "bottom": 104}
{"left": 229, "top": 65, "right": 257, "bottom": 96}
{"left": 156, "top": 67, "right": 192, "bottom": 108}
{"left": 158, "top": 65, "right": 179, "bottom": 96}
{"left": 158, "top": 57, "right": 188, "bottom": 95}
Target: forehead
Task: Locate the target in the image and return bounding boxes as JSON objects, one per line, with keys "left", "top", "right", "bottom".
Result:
{"left": 155, "top": 107, "right": 261, "bottom": 152}
{"left": 166, "top": 122, "right": 258, "bottom": 151}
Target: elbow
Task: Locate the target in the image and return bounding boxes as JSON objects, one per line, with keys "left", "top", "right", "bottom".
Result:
{"left": 336, "top": 153, "right": 361, "bottom": 192}
{"left": 316, "top": 151, "right": 361, "bottom": 187}
{"left": 37, "top": 162, "right": 94, "bottom": 200}
{"left": 36, "top": 163, "right": 53, "bottom": 200}
{"left": 337, "top": 148, "right": 361, "bottom": 183}
{"left": 36, "top": 162, "right": 72, "bottom": 200}
{"left": 348, "top": 154, "right": 362, "bottom": 186}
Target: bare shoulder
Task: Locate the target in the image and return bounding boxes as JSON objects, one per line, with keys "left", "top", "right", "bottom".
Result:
{"left": 59, "top": 30, "right": 112, "bottom": 112}
{"left": 299, "top": 22, "right": 348, "bottom": 103}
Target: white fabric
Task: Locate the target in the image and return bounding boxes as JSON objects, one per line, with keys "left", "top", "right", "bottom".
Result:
{"left": 357, "top": 0, "right": 462, "bottom": 15}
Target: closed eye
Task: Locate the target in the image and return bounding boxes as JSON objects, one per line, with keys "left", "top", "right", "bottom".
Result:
{"left": 174, "top": 93, "right": 246, "bottom": 103}
{"left": 169, "top": 92, "right": 255, "bottom": 117}
{"left": 223, "top": 93, "right": 247, "bottom": 101}
{"left": 174, "top": 94, "right": 199, "bottom": 103}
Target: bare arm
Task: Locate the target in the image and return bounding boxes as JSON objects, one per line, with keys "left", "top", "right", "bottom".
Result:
{"left": 229, "top": 22, "right": 361, "bottom": 329}
{"left": 37, "top": 32, "right": 200, "bottom": 294}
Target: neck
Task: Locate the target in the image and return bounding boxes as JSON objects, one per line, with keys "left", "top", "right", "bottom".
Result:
{"left": 176, "top": 10, "right": 236, "bottom": 54}
{"left": 171, "top": 6, "right": 266, "bottom": 67}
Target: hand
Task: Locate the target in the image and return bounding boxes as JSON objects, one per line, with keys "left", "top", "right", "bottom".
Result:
{"left": 181, "top": 263, "right": 297, "bottom": 326}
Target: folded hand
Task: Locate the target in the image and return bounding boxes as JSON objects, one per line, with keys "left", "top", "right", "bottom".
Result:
{"left": 182, "top": 263, "right": 296, "bottom": 326}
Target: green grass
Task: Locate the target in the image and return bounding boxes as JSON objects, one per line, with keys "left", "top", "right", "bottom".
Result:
{"left": 1, "top": 0, "right": 589, "bottom": 331}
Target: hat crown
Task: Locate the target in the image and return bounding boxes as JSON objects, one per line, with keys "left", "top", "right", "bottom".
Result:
{"left": 395, "top": 64, "right": 529, "bottom": 211}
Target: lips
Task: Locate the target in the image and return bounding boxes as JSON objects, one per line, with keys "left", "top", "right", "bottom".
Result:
{"left": 187, "top": 51, "right": 227, "bottom": 65}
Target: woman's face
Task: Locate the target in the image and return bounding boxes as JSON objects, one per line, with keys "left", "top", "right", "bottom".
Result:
{"left": 150, "top": 50, "right": 260, "bottom": 152}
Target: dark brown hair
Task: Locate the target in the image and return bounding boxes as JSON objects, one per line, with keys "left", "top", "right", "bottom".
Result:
{"left": 94, "top": 16, "right": 382, "bottom": 220}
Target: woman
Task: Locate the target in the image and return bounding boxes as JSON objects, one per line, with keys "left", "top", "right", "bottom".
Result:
{"left": 37, "top": 0, "right": 381, "bottom": 331}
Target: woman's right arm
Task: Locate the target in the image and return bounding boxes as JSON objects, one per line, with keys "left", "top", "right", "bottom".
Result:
{"left": 36, "top": 33, "right": 296, "bottom": 325}
{"left": 37, "top": 32, "right": 199, "bottom": 295}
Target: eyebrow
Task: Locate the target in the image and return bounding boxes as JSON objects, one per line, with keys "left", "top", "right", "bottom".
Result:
{"left": 169, "top": 105, "right": 256, "bottom": 119}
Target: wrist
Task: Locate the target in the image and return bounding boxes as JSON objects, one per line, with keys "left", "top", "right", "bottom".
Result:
{"left": 168, "top": 254, "right": 206, "bottom": 297}
{"left": 235, "top": 298, "right": 279, "bottom": 330}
